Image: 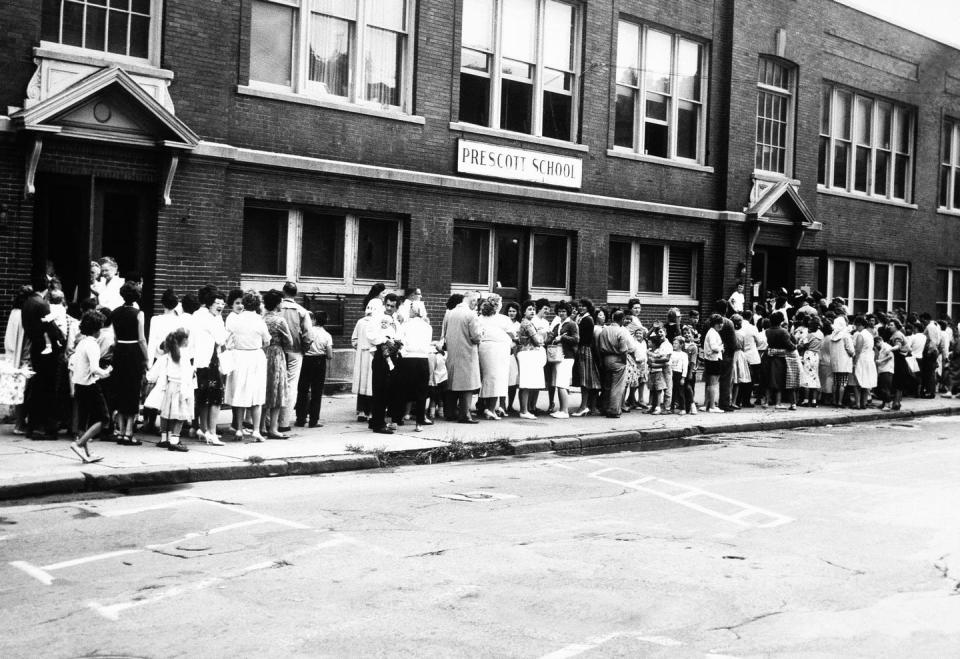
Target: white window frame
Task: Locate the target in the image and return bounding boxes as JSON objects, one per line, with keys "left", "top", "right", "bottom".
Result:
{"left": 458, "top": 0, "right": 582, "bottom": 141}
{"left": 248, "top": 0, "right": 416, "bottom": 114}
{"left": 754, "top": 57, "right": 795, "bottom": 177}
{"left": 940, "top": 118, "right": 960, "bottom": 212}
{"left": 937, "top": 268, "right": 960, "bottom": 317}
{"left": 39, "top": 0, "right": 164, "bottom": 67}
{"left": 606, "top": 239, "right": 698, "bottom": 305}
{"left": 827, "top": 258, "right": 909, "bottom": 314}
{"left": 612, "top": 20, "right": 709, "bottom": 165}
{"left": 241, "top": 207, "right": 403, "bottom": 294}
{"left": 818, "top": 84, "right": 915, "bottom": 203}
{"left": 450, "top": 223, "right": 572, "bottom": 298}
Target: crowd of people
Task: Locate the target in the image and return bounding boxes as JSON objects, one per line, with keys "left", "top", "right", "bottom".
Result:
{"left": 2, "top": 259, "right": 959, "bottom": 461}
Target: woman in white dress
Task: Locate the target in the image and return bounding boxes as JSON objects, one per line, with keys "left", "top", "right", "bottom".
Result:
{"left": 516, "top": 301, "right": 548, "bottom": 419}
{"left": 503, "top": 302, "right": 521, "bottom": 414}
{"left": 224, "top": 290, "right": 269, "bottom": 441}
{"left": 852, "top": 314, "right": 878, "bottom": 409}
{"left": 351, "top": 300, "right": 379, "bottom": 422}
{"left": 478, "top": 294, "right": 515, "bottom": 420}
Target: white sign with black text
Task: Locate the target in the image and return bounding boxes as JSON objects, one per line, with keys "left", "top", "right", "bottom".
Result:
{"left": 456, "top": 139, "right": 582, "bottom": 189}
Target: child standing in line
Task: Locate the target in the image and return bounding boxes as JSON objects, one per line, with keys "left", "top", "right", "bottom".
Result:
{"left": 875, "top": 335, "right": 895, "bottom": 410}
{"left": 147, "top": 328, "right": 195, "bottom": 452}
{"left": 646, "top": 328, "right": 670, "bottom": 414}
{"left": 427, "top": 342, "right": 448, "bottom": 421}
{"left": 68, "top": 310, "right": 113, "bottom": 463}
{"left": 683, "top": 325, "right": 699, "bottom": 414}
{"left": 669, "top": 336, "right": 689, "bottom": 414}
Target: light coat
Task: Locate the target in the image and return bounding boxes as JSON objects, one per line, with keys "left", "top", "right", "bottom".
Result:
{"left": 443, "top": 303, "right": 483, "bottom": 391}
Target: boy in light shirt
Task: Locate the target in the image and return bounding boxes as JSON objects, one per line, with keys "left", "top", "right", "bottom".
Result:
{"left": 68, "top": 311, "right": 113, "bottom": 463}
{"left": 669, "top": 336, "right": 689, "bottom": 414}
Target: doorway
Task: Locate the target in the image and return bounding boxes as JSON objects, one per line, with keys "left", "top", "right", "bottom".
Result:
{"left": 751, "top": 246, "right": 793, "bottom": 299}
{"left": 492, "top": 228, "right": 526, "bottom": 308}
{"left": 35, "top": 174, "right": 156, "bottom": 311}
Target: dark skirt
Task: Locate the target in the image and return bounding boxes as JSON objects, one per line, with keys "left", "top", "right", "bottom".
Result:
{"left": 196, "top": 351, "right": 224, "bottom": 406}
{"left": 767, "top": 355, "right": 787, "bottom": 392}
{"left": 574, "top": 345, "right": 602, "bottom": 390}
{"left": 892, "top": 351, "right": 915, "bottom": 392}
{"left": 112, "top": 343, "right": 144, "bottom": 414}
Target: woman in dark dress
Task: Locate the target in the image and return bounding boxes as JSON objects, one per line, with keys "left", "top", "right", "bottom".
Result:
{"left": 108, "top": 282, "right": 148, "bottom": 445}
{"left": 572, "top": 298, "right": 601, "bottom": 416}
{"left": 765, "top": 311, "right": 797, "bottom": 409}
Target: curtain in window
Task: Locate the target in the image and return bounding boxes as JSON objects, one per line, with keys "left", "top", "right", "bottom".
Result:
{"left": 309, "top": 13, "right": 351, "bottom": 96}
{"left": 364, "top": 27, "right": 402, "bottom": 106}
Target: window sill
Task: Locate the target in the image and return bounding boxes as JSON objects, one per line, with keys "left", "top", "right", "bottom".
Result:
{"left": 35, "top": 43, "right": 169, "bottom": 79}
{"left": 816, "top": 186, "right": 918, "bottom": 209}
{"left": 752, "top": 170, "right": 800, "bottom": 186}
{"left": 241, "top": 277, "right": 397, "bottom": 296}
{"left": 607, "top": 292, "right": 699, "bottom": 306}
{"left": 237, "top": 85, "right": 426, "bottom": 125}
{"left": 448, "top": 122, "right": 589, "bottom": 153}
{"left": 936, "top": 207, "right": 960, "bottom": 217}
{"left": 606, "top": 149, "right": 714, "bottom": 173}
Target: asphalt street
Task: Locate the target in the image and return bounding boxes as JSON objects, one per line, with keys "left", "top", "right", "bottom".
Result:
{"left": 1, "top": 416, "right": 959, "bottom": 657}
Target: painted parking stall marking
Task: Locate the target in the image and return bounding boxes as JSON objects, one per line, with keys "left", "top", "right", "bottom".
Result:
{"left": 554, "top": 460, "right": 794, "bottom": 529}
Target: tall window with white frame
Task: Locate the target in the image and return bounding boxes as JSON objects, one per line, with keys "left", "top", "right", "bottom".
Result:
{"left": 613, "top": 20, "right": 707, "bottom": 163}
{"left": 458, "top": 0, "right": 580, "bottom": 141}
{"left": 607, "top": 238, "right": 698, "bottom": 304}
{"left": 40, "top": 0, "right": 159, "bottom": 62}
{"left": 241, "top": 206, "right": 402, "bottom": 293}
{"left": 936, "top": 268, "right": 960, "bottom": 319}
{"left": 939, "top": 118, "right": 960, "bottom": 211}
{"left": 755, "top": 57, "right": 795, "bottom": 175}
{"left": 249, "top": 0, "right": 414, "bottom": 112}
{"left": 828, "top": 258, "right": 908, "bottom": 315}
{"left": 818, "top": 84, "right": 914, "bottom": 202}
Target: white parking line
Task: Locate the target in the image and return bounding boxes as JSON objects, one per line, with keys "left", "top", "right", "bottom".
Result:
{"left": 552, "top": 462, "right": 794, "bottom": 529}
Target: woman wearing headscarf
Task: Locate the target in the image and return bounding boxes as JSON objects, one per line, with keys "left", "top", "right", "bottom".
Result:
{"left": 827, "top": 315, "right": 855, "bottom": 407}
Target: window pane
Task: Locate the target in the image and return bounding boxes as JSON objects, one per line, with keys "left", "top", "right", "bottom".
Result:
{"left": 532, "top": 235, "right": 568, "bottom": 289}
{"left": 251, "top": 0, "right": 294, "bottom": 87}
{"left": 677, "top": 39, "right": 701, "bottom": 100}
{"left": 242, "top": 208, "right": 287, "bottom": 275}
{"left": 952, "top": 271, "right": 960, "bottom": 305}
{"left": 954, "top": 171, "right": 960, "bottom": 209}
{"left": 63, "top": 1, "right": 85, "bottom": 47}
{"left": 874, "top": 264, "right": 889, "bottom": 305}
{"left": 820, "top": 86, "right": 831, "bottom": 134}
{"left": 314, "top": 0, "right": 357, "bottom": 19}
{"left": 107, "top": 9, "right": 129, "bottom": 55}
{"left": 356, "top": 218, "right": 398, "bottom": 280}
{"left": 853, "top": 262, "right": 869, "bottom": 299}
{"left": 833, "top": 142, "right": 849, "bottom": 188}
{"left": 462, "top": 0, "right": 494, "bottom": 50}
{"left": 818, "top": 136, "right": 828, "bottom": 185}
{"left": 854, "top": 146, "right": 870, "bottom": 192}
{"left": 364, "top": 27, "right": 402, "bottom": 105}
{"left": 608, "top": 240, "right": 632, "bottom": 291}
{"left": 87, "top": 5, "right": 107, "bottom": 51}
{"left": 832, "top": 260, "right": 850, "bottom": 298}
{"left": 833, "top": 90, "right": 851, "bottom": 140}
{"left": 942, "top": 121, "right": 954, "bottom": 164}
{"left": 544, "top": 1, "right": 574, "bottom": 71}
{"left": 636, "top": 245, "right": 664, "bottom": 293}
{"left": 542, "top": 88, "right": 572, "bottom": 141}
{"left": 644, "top": 122, "right": 668, "bottom": 158}
{"left": 459, "top": 72, "right": 490, "bottom": 125}
{"left": 854, "top": 96, "right": 872, "bottom": 144}
{"left": 461, "top": 48, "right": 489, "bottom": 73}
{"left": 128, "top": 13, "right": 149, "bottom": 58}
{"left": 893, "top": 265, "right": 908, "bottom": 302}
{"left": 645, "top": 93, "right": 667, "bottom": 122}
{"left": 893, "top": 154, "right": 908, "bottom": 199}
{"left": 644, "top": 30, "right": 672, "bottom": 94}
{"left": 616, "top": 21, "right": 640, "bottom": 86}
{"left": 502, "top": 0, "right": 537, "bottom": 62}
{"left": 896, "top": 112, "right": 911, "bottom": 152}
{"left": 878, "top": 102, "right": 892, "bottom": 149}
{"left": 301, "top": 213, "right": 345, "bottom": 278}
{"left": 495, "top": 231, "right": 521, "bottom": 288}
{"left": 309, "top": 14, "right": 351, "bottom": 96}
{"left": 614, "top": 85, "right": 635, "bottom": 148}
{"left": 366, "top": 0, "right": 405, "bottom": 30}
{"left": 501, "top": 78, "right": 532, "bottom": 134}
{"left": 677, "top": 100, "right": 698, "bottom": 159}
{"left": 452, "top": 227, "right": 490, "bottom": 285}
{"left": 41, "top": 0, "right": 60, "bottom": 42}
{"left": 667, "top": 245, "right": 694, "bottom": 296}
{"left": 876, "top": 151, "right": 889, "bottom": 196}
{"left": 937, "top": 269, "right": 949, "bottom": 303}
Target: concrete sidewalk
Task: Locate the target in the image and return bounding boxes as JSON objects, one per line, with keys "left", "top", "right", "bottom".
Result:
{"left": 2, "top": 387, "right": 958, "bottom": 500}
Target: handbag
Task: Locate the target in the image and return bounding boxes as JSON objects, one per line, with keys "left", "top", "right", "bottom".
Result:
{"left": 546, "top": 344, "right": 564, "bottom": 364}
{"left": 905, "top": 354, "right": 920, "bottom": 373}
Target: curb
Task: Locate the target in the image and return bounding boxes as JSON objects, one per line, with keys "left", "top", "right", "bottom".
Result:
{"left": 1, "top": 406, "right": 956, "bottom": 501}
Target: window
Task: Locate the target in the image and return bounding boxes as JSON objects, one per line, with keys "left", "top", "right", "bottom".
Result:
{"left": 607, "top": 239, "right": 698, "bottom": 303}
{"left": 828, "top": 259, "right": 908, "bottom": 314}
{"left": 939, "top": 118, "right": 960, "bottom": 211}
{"left": 936, "top": 268, "right": 960, "bottom": 318}
{"left": 451, "top": 224, "right": 571, "bottom": 297}
{"left": 241, "top": 206, "right": 402, "bottom": 292}
{"left": 818, "top": 84, "right": 914, "bottom": 202}
{"left": 41, "top": 0, "right": 159, "bottom": 62}
{"left": 614, "top": 21, "right": 707, "bottom": 162}
{"left": 755, "top": 57, "right": 795, "bottom": 175}
{"left": 249, "top": 0, "right": 414, "bottom": 111}
{"left": 458, "top": 0, "right": 580, "bottom": 141}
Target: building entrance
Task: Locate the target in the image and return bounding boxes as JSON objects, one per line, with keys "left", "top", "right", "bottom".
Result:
{"left": 751, "top": 246, "right": 793, "bottom": 300}
{"left": 34, "top": 174, "right": 156, "bottom": 309}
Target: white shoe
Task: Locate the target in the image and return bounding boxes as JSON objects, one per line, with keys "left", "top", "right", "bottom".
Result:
{"left": 519, "top": 412, "right": 536, "bottom": 420}
{"left": 708, "top": 407, "right": 725, "bottom": 413}
{"left": 690, "top": 404, "right": 698, "bottom": 415}
{"left": 549, "top": 411, "right": 569, "bottom": 419}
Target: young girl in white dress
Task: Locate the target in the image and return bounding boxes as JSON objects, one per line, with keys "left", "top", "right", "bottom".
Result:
{"left": 147, "top": 328, "right": 195, "bottom": 452}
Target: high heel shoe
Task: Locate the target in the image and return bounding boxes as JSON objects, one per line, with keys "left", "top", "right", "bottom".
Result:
{"left": 570, "top": 409, "right": 590, "bottom": 417}
{"left": 483, "top": 409, "right": 500, "bottom": 420}
{"left": 204, "top": 433, "right": 225, "bottom": 446}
